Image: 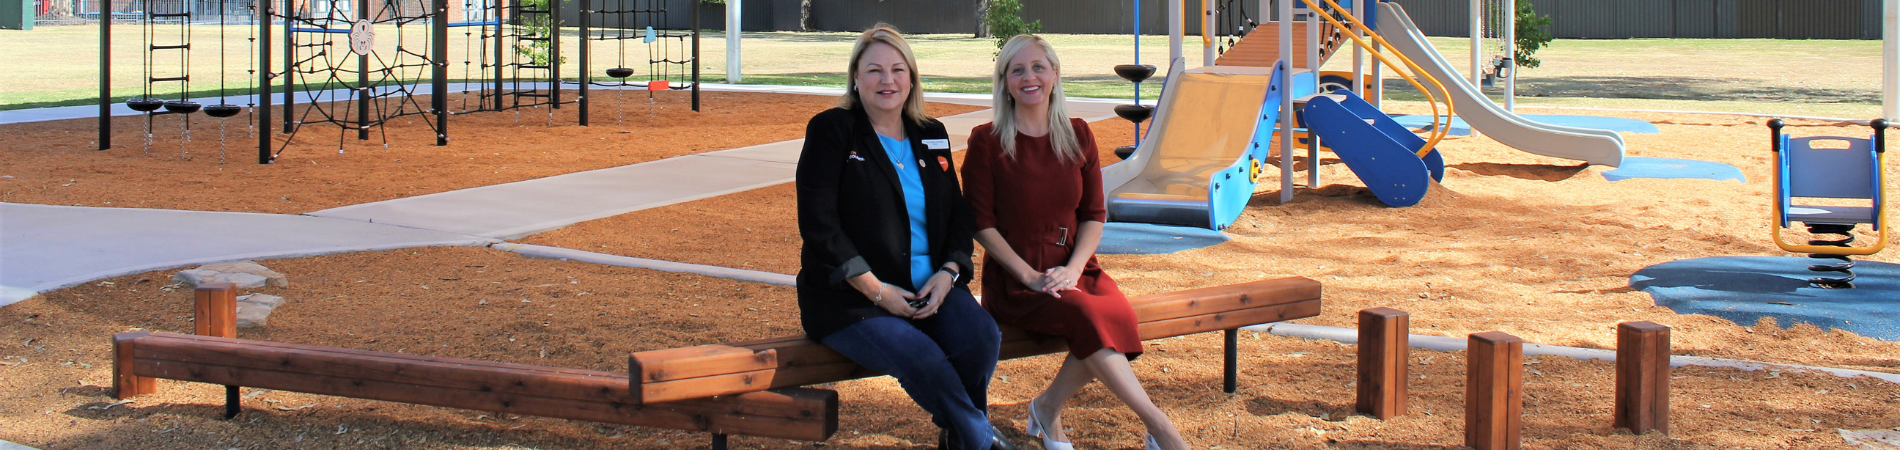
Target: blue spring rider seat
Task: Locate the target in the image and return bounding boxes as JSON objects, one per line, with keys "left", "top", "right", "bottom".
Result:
{"left": 1768, "top": 118, "right": 1888, "bottom": 288}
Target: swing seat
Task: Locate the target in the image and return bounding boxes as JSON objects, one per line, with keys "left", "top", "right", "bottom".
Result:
{"left": 1772, "top": 123, "right": 1888, "bottom": 256}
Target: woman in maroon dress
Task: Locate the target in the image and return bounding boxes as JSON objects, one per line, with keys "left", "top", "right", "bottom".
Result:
{"left": 961, "top": 35, "right": 1189, "bottom": 450}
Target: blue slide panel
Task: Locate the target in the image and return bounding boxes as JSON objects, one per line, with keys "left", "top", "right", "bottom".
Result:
{"left": 1303, "top": 90, "right": 1434, "bottom": 207}
{"left": 1211, "top": 65, "right": 1317, "bottom": 229}
{"left": 1324, "top": 89, "right": 1443, "bottom": 181}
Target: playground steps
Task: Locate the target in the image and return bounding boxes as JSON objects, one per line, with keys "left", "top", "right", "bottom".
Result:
{"left": 1301, "top": 89, "right": 1445, "bottom": 207}
{"left": 1215, "top": 21, "right": 1345, "bottom": 69}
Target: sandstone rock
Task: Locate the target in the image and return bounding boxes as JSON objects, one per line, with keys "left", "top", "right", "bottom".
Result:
{"left": 235, "top": 303, "right": 275, "bottom": 329}
{"left": 170, "top": 269, "right": 218, "bottom": 286}
{"left": 220, "top": 273, "right": 269, "bottom": 289}
{"left": 237, "top": 294, "right": 286, "bottom": 309}
{"left": 197, "top": 261, "right": 289, "bottom": 287}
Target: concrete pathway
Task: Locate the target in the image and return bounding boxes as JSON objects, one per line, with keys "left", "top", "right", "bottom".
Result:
{"left": 0, "top": 203, "right": 496, "bottom": 306}
{"left": 0, "top": 87, "right": 1122, "bottom": 306}
{"left": 307, "top": 97, "right": 1119, "bottom": 239}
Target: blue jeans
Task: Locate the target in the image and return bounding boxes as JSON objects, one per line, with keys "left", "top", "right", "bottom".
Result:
{"left": 820, "top": 287, "right": 1001, "bottom": 450}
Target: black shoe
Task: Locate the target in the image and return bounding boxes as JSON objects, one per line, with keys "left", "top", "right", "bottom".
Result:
{"left": 986, "top": 425, "right": 1021, "bottom": 450}
{"left": 938, "top": 426, "right": 1021, "bottom": 450}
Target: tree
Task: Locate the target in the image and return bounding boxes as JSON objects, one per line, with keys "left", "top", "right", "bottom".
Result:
{"left": 983, "top": 0, "right": 1039, "bottom": 49}
{"left": 1513, "top": 0, "right": 1553, "bottom": 69}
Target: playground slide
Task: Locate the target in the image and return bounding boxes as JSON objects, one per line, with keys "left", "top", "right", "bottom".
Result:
{"left": 1303, "top": 89, "right": 1446, "bottom": 207}
{"left": 1375, "top": 2, "right": 1626, "bottom": 167}
{"left": 1101, "top": 59, "right": 1316, "bottom": 230}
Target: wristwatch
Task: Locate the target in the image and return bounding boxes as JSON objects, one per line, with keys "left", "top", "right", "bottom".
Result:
{"left": 937, "top": 266, "right": 960, "bottom": 283}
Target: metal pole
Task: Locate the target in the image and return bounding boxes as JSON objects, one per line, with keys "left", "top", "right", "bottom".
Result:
{"left": 550, "top": 0, "right": 560, "bottom": 110}
{"left": 691, "top": 3, "right": 699, "bottom": 112}
{"left": 1279, "top": 0, "right": 1293, "bottom": 204}
{"left": 579, "top": 0, "right": 589, "bottom": 125}
{"left": 1223, "top": 328, "right": 1239, "bottom": 393}
{"left": 1886, "top": 0, "right": 1897, "bottom": 120}
{"left": 1469, "top": 0, "right": 1479, "bottom": 90}
{"left": 99, "top": 0, "right": 111, "bottom": 150}
{"left": 1202, "top": 0, "right": 1214, "bottom": 66}
{"left": 493, "top": 0, "right": 503, "bottom": 111}
{"left": 1504, "top": 0, "right": 1514, "bottom": 111}
{"left": 1167, "top": 0, "right": 1182, "bottom": 65}
{"left": 435, "top": 0, "right": 449, "bottom": 143}
{"left": 1304, "top": 0, "right": 1318, "bottom": 189}
{"left": 725, "top": 0, "right": 739, "bottom": 83}
{"left": 357, "top": 0, "right": 370, "bottom": 141}
{"left": 259, "top": 0, "right": 274, "bottom": 163}
{"left": 282, "top": 0, "right": 293, "bottom": 134}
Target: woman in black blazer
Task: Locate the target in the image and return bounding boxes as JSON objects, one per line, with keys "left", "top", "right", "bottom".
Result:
{"left": 794, "top": 25, "right": 1009, "bottom": 450}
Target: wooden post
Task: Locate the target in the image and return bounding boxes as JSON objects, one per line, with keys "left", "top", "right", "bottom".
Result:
{"left": 1466, "top": 331, "right": 1523, "bottom": 450}
{"left": 113, "top": 331, "right": 156, "bottom": 399}
{"left": 1615, "top": 321, "right": 1670, "bottom": 435}
{"left": 1356, "top": 307, "right": 1408, "bottom": 419}
{"left": 194, "top": 282, "right": 238, "bottom": 338}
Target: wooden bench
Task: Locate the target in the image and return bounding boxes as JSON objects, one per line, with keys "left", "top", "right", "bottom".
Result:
{"left": 113, "top": 277, "right": 1320, "bottom": 448}
{"left": 111, "top": 331, "right": 840, "bottom": 441}
{"left": 631, "top": 277, "right": 1324, "bottom": 403}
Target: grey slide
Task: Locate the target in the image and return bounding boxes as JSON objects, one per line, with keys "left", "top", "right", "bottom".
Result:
{"left": 1377, "top": 2, "right": 1625, "bottom": 167}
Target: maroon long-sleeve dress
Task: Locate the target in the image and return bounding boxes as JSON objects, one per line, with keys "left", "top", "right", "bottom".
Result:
{"left": 962, "top": 118, "right": 1142, "bottom": 360}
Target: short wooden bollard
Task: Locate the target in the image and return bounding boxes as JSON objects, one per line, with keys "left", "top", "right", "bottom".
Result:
{"left": 1355, "top": 307, "right": 1408, "bottom": 419}
{"left": 193, "top": 282, "right": 237, "bottom": 338}
{"left": 1466, "top": 331, "right": 1523, "bottom": 450}
{"left": 1615, "top": 321, "right": 1670, "bottom": 434}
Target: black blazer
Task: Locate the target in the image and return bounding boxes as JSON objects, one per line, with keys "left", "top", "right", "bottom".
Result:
{"left": 794, "top": 107, "right": 978, "bottom": 339}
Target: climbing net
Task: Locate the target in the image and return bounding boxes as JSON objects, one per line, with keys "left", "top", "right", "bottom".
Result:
{"left": 271, "top": 0, "right": 442, "bottom": 157}
{"left": 1213, "top": 0, "right": 1254, "bottom": 59}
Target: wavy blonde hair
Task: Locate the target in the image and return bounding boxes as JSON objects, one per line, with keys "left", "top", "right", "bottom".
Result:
{"left": 992, "top": 34, "right": 1081, "bottom": 165}
{"left": 837, "top": 24, "right": 928, "bottom": 126}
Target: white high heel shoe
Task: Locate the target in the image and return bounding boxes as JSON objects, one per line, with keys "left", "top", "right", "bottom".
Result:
{"left": 1144, "top": 433, "right": 1162, "bottom": 450}
{"left": 1024, "top": 398, "right": 1074, "bottom": 450}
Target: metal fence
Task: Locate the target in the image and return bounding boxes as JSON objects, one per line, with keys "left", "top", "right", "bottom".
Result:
{"left": 1391, "top": 0, "right": 1881, "bottom": 39}
{"left": 34, "top": 0, "right": 1883, "bottom": 39}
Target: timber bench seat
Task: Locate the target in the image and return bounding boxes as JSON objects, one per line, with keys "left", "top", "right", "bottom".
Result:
{"left": 631, "top": 276, "right": 1324, "bottom": 403}
{"left": 111, "top": 331, "right": 839, "bottom": 441}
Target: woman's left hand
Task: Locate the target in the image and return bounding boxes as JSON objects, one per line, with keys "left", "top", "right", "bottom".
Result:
{"left": 912, "top": 270, "right": 957, "bottom": 319}
{"left": 1040, "top": 265, "right": 1084, "bottom": 295}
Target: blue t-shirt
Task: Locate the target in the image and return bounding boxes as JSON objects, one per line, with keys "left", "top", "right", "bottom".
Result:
{"left": 876, "top": 133, "right": 934, "bottom": 290}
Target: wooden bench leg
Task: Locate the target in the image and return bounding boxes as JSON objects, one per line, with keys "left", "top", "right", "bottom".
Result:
{"left": 1466, "top": 331, "right": 1523, "bottom": 450}
{"left": 711, "top": 433, "right": 728, "bottom": 450}
{"left": 1615, "top": 321, "right": 1670, "bottom": 435}
{"left": 225, "top": 385, "right": 240, "bottom": 419}
{"left": 112, "top": 331, "right": 156, "bottom": 399}
{"left": 1223, "top": 328, "right": 1238, "bottom": 394}
{"left": 1356, "top": 307, "right": 1408, "bottom": 419}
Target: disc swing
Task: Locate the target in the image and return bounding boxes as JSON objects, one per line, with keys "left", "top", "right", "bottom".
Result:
{"left": 203, "top": 0, "right": 247, "bottom": 163}
{"left": 603, "top": 0, "right": 636, "bottom": 125}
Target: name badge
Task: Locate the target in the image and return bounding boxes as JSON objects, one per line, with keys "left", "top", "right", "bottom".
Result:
{"left": 922, "top": 139, "right": 950, "bottom": 150}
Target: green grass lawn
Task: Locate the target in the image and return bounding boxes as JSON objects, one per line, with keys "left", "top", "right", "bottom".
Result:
{"left": 0, "top": 24, "right": 1885, "bottom": 118}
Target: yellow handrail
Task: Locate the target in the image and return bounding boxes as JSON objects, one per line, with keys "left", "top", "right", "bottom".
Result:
{"left": 1310, "top": 0, "right": 1455, "bottom": 158}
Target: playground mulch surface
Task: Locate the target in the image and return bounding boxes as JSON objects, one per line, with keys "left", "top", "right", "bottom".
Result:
{"left": 0, "top": 91, "right": 984, "bottom": 214}
{"left": 5, "top": 97, "right": 1900, "bottom": 448}
{"left": 3, "top": 246, "right": 1898, "bottom": 449}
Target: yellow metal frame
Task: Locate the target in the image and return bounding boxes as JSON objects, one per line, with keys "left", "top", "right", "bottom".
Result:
{"left": 1311, "top": 0, "right": 1455, "bottom": 158}
{"left": 1771, "top": 151, "right": 1889, "bottom": 256}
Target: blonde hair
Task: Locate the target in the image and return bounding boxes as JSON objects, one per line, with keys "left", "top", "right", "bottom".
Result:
{"left": 992, "top": 34, "right": 1081, "bottom": 165}
{"left": 838, "top": 24, "right": 928, "bottom": 126}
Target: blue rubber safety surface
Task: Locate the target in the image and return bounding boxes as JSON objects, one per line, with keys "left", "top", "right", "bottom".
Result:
{"left": 1097, "top": 222, "right": 1231, "bottom": 255}
{"left": 1601, "top": 157, "right": 1747, "bottom": 183}
{"left": 1389, "top": 114, "right": 1661, "bottom": 136}
{"left": 1631, "top": 256, "right": 1900, "bottom": 341}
